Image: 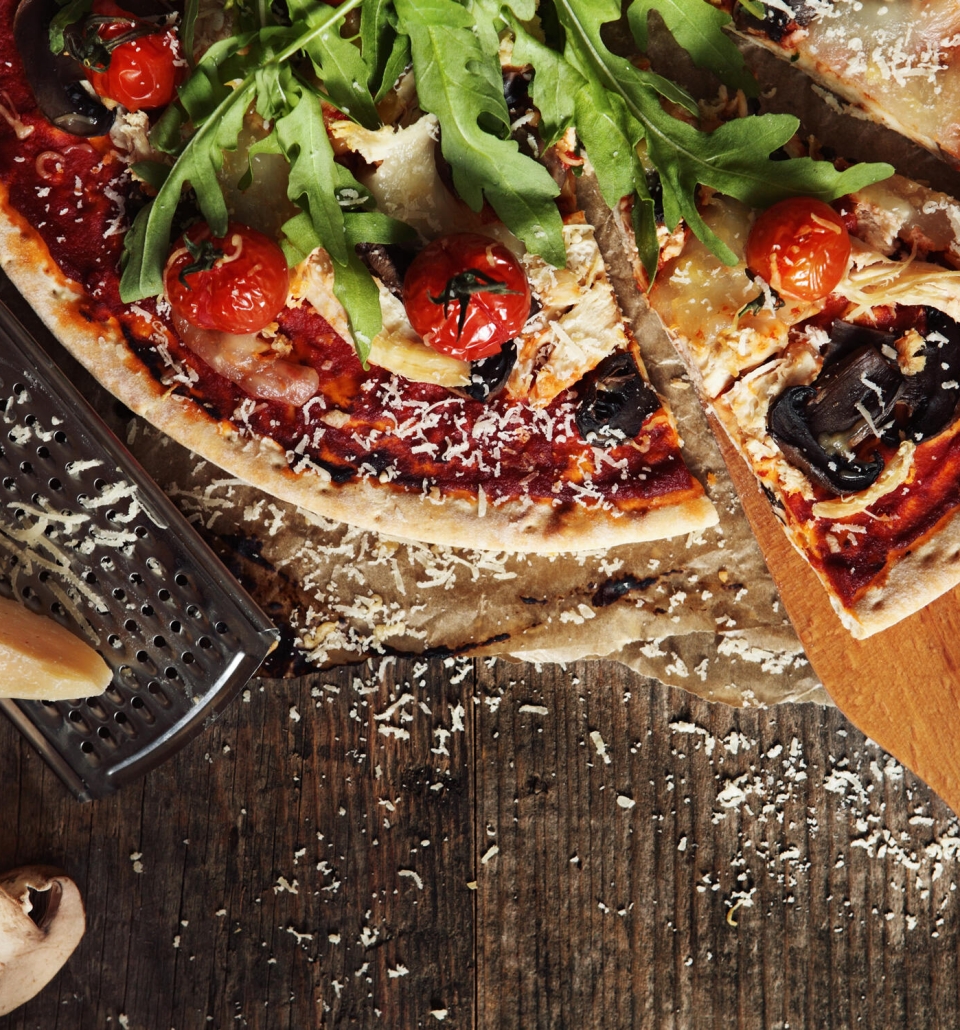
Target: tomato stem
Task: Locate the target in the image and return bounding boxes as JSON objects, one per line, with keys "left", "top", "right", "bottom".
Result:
{"left": 178, "top": 235, "right": 224, "bottom": 287}
{"left": 67, "top": 14, "right": 169, "bottom": 71}
{"left": 429, "top": 268, "right": 524, "bottom": 340}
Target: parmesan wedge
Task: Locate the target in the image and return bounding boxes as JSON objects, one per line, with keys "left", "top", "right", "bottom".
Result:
{"left": 0, "top": 597, "right": 111, "bottom": 700}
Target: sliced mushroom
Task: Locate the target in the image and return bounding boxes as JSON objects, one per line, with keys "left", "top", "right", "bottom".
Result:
{"left": 0, "top": 866, "right": 85, "bottom": 1016}
{"left": 769, "top": 386, "right": 886, "bottom": 495}
{"left": 823, "top": 320, "right": 899, "bottom": 369}
{"left": 768, "top": 344, "right": 903, "bottom": 495}
{"left": 14, "top": 0, "right": 114, "bottom": 136}
{"left": 898, "top": 307, "right": 960, "bottom": 442}
{"left": 575, "top": 350, "right": 661, "bottom": 446}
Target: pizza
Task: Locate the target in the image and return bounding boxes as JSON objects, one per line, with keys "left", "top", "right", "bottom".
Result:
{"left": 647, "top": 143, "right": 960, "bottom": 638}
{"left": 0, "top": 0, "right": 740, "bottom": 556}
{"left": 720, "top": 0, "right": 960, "bottom": 167}
{"left": 8, "top": 0, "right": 957, "bottom": 641}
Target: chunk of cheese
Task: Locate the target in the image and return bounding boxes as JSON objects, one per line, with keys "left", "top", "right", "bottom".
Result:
{"left": 0, "top": 597, "right": 111, "bottom": 700}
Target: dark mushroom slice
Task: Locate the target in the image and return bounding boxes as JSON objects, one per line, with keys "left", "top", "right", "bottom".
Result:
{"left": 15, "top": 0, "right": 114, "bottom": 136}
{"left": 768, "top": 387, "right": 885, "bottom": 495}
{"left": 804, "top": 344, "right": 903, "bottom": 443}
{"left": 823, "top": 319, "right": 899, "bottom": 369}
{"left": 768, "top": 344, "right": 904, "bottom": 495}
{"left": 898, "top": 307, "right": 960, "bottom": 442}
{"left": 575, "top": 350, "right": 661, "bottom": 446}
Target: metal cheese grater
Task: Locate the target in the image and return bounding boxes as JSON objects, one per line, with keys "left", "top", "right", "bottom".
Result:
{"left": 0, "top": 297, "right": 279, "bottom": 801}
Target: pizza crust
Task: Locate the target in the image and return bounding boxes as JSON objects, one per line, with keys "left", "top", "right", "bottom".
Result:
{"left": 649, "top": 169, "right": 960, "bottom": 638}
{"left": 0, "top": 189, "right": 717, "bottom": 554}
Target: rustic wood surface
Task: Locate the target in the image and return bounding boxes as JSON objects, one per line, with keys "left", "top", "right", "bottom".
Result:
{"left": 3, "top": 655, "right": 960, "bottom": 1030}
{"left": 712, "top": 420, "right": 960, "bottom": 817}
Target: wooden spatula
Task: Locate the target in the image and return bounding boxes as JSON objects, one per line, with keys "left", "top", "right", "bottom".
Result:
{"left": 711, "top": 419, "right": 960, "bottom": 814}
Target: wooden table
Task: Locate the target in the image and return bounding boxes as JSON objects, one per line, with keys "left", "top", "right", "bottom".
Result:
{"left": 3, "top": 654, "right": 960, "bottom": 1030}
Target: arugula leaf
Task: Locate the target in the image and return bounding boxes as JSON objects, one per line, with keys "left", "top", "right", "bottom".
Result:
{"left": 49, "top": 0, "right": 91, "bottom": 54}
{"left": 738, "top": 0, "right": 767, "bottom": 20}
{"left": 628, "top": 0, "right": 758, "bottom": 97}
{"left": 120, "top": 0, "right": 364, "bottom": 303}
{"left": 395, "top": 0, "right": 567, "bottom": 267}
{"left": 180, "top": 0, "right": 200, "bottom": 66}
{"left": 275, "top": 87, "right": 350, "bottom": 264}
{"left": 120, "top": 78, "right": 256, "bottom": 302}
{"left": 534, "top": 0, "right": 892, "bottom": 275}
{"left": 296, "top": 5, "right": 382, "bottom": 130}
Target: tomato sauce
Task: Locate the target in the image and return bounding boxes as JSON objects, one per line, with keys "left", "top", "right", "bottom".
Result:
{"left": 0, "top": 0, "right": 701, "bottom": 518}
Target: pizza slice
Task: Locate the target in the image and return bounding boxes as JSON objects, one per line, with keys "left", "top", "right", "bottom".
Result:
{"left": 648, "top": 144, "right": 960, "bottom": 637}
{"left": 719, "top": 0, "right": 960, "bottom": 166}
{"left": 0, "top": 0, "right": 723, "bottom": 553}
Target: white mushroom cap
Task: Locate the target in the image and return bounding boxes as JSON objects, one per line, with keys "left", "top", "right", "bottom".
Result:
{"left": 0, "top": 866, "right": 85, "bottom": 1016}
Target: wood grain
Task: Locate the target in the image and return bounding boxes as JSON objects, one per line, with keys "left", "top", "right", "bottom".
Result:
{"left": 712, "top": 422, "right": 960, "bottom": 815}
{"left": 4, "top": 657, "right": 960, "bottom": 1028}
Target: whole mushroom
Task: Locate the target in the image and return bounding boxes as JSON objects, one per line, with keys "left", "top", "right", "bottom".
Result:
{"left": 0, "top": 866, "right": 85, "bottom": 1016}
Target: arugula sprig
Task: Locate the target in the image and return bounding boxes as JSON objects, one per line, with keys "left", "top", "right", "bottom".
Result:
{"left": 120, "top": 0, "right": 400, "bottom": 355}
{"left": 515, "top": 0, "right": 892, "bottom": 280}
{"left": 395, "top": 0, "right": 567, "bottom": 267}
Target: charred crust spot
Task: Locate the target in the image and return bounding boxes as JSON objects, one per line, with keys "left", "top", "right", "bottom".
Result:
{"left": 592, "top": 575, "right": 657, "bottom": 607}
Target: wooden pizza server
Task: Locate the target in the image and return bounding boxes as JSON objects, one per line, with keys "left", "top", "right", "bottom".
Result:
{"left": 711, "top": 419, "right": 960, "bottom": 815}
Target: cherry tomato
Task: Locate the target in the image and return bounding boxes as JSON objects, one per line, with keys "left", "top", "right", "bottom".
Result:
{"left": 82, "top": 0, "right": 183, "bottom": 112}
{"left": 164, "top": 222, "right": 290, "bottom": 335}
{"left": 403, "top": 233, "right": 532, "bottom": 361}
{"left": 745, "top": 196, "right": 852, "bottom": 302}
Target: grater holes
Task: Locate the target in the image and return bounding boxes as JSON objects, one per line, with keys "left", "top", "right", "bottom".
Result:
{"left": 129, "top": 695, "right": 155, "bottom": 724}
{"left": 104, "top": 685, "right": 124, "bottom": 705}
{"left": 96, "top": 726, "right": 117, "bottom": 748}
{"left": 39, "top": 700, "right": 62, "bottom": 722}
{"left": 47, "top": 477, "right": 62, "bottom": 491}
{"left": 141, "top": 603, "right": 153, "bottom": 617}
{"left": 215, "top": 621, "right": 229, "bottom": 634}
{"left": 78, "top": 741, "right": 101, "bottom": 766}
{"left": 164, "top": 666, "right": 178, "bottom": 680}
{"left": 157, "top": 588, "right": 171, "bottom": 602}
{"left": 128, "top": 571, "right": 142, "bottom": 584}
{"left": 112, "top": 588, "right": 126, "bottom": 601}
{"left": 36, "top": 445, "right": 49, "bottom": 459}
{"left": 153, "top": 635, "right": 167, "bottom": 649}
{"left": 108, "top": 634, "right": 123, "bottom": 649}
{"left": 170, "top": 620, "right": 181, "bottom": 634}
{"left": 86, "top": 699, "right": 108, "bottom": 720}
{"left": 181, "top": 651, "right": 195, "bottom": 665}
{"left": 2, "top": 477, "right": 15, "bottom": 490}
{"left": 147, "top": 682, "right": 171, "bottom": 707}
{"left": 19, "top": 461, "right": 32, "bottom": 475}
{"left": 113, "top": 711, "right": 137, "bottom": 738}
{"left": 68, "top": 709, "right": 91, "bottom": 732}
{"left": 198, "top": 636, "right": 212, "bottom": 650}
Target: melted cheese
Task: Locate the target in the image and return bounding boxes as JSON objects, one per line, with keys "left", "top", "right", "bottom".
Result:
{"left": 761, "top": 0, "right": 960, "bottom": 162}
{"left": 811, "top": 441, "right": 916, "bottom": 519}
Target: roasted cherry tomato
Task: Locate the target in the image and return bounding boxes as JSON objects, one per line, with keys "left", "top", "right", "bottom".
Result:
{"left": 745, "top": 196, "right": 852, "bottom": 302}
{"left": 164, "top": 222, "right": 290, "bottom": 335}
{"left": 80, "top": 0, "right": 183, "bottom": 112}
{"left": 402, "top": 233, "right": 532, "bottom": 361}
